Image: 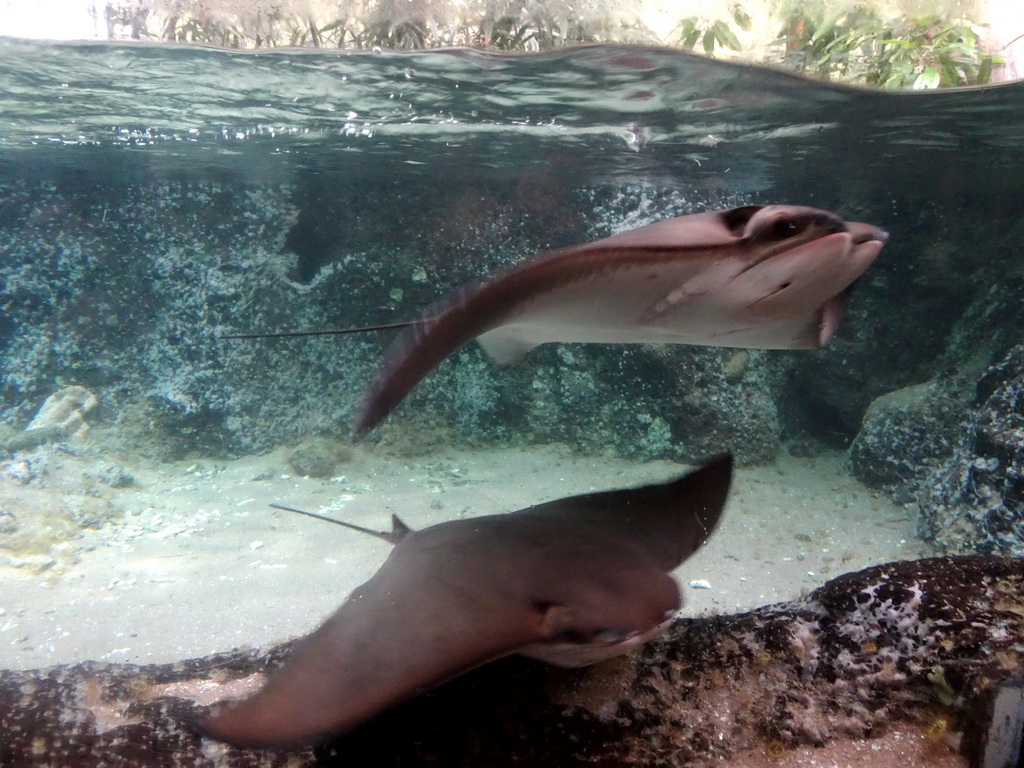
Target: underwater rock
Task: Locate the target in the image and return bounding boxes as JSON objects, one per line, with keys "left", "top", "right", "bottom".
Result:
{"left": 0, "top": 179, "right": 330, "bottom": 459}
{"left": 384, "top": 343, "right": 784, "bottom": 466}
{"left": 920, "top": 343, "right": 1024, "bottom": 556}
{"left": 3, "top": 423, "right": 70, "bottom": 453}
{"left": 0, "top": 551, "right": 59, "bottom": 573}
{"left": 723, "top": 350, "right": 750, "bottom": 384}
{"left": 92, "top": 462, "right": 136, "bottom": 489}
{"left": 0, "top": 178, "right": 835, "bottom": 465}
{"left": 1, "top": 449, "right": 49, "bottom": 485}
{"left": 849, "top": 381, "right": 965, "bottom": 503}
{"left": 0, "top": 510, "right": 17, "bottom": 534}
{"left": 2, "top": 385, "right": 97, "bottom": 454}
{"left": 0, "top": 555, "right": 1018, "bottom": 767}
{"left": 0, "top": 645, "right": 314, "bottom": 768}
{"left": 287, "top": 438, "right": 354, "bottom": 479}
{"left": 25, "top": 385, "right": 98, "bottom": 440}
{"left": 772, "top": 213, "right": 987, "bottom": 453}
{"left": 59, "top": 495, "right": 116, "bottom": 529}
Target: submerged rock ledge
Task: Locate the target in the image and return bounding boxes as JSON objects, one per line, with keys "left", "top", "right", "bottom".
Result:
{"left": 2, "top": 555, "right": 1020, "bottom": 767}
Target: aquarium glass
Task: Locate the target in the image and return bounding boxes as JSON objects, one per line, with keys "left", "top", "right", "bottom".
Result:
{"left": 0, "top": 21, "right": 1023, "bottom": 766}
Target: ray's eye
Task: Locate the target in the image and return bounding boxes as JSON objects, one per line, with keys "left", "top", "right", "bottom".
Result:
{"left": 771, "top": 217, "right": 801, "bottom": 239}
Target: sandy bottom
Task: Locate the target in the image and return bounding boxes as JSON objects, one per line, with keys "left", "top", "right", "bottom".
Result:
{"left": 0, "top": 442, "right": 922, "bottom": 670}
{"left": 725, "top": 722, "right": 966, "bottom": 768}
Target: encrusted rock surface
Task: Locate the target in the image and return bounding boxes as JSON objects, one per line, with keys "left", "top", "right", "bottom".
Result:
{"left": 25, "top": 385, "right": 98, "bottom": 438}
{"left": 0, "top": 178, "right": 782, "bottom": 464}
{"left": 378, "top": 342, "right": 782, "bottom": 466}
{"left": 286, "top": 437, "right": 355, "bottom": 479}
{"left": 849, "top": 380, "right": 965, "bottom": 503}
{"left": 846, "top": 269, "right": 1024, "bottom": 553}
{"left": 920, "top": 343, "right": 1024, "bottom": 556}
{"left": 1, "top": 555, "right": 1018, "bottom": 767}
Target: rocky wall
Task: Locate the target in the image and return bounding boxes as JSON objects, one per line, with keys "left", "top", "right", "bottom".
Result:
{"left": 3, "top": 167, "right": 1019, "bottom": 489}
{"left": 0, "top": 176, "right": 781, "bottom": 464}
{"left": 1, "top": 555, "right": 1019, "bottom": 767}
{"left": 918, "top": 343, "right": 1024, "bottom": 556}
{"left": 848, "top": 265, "right": 1024, "bottom": 554}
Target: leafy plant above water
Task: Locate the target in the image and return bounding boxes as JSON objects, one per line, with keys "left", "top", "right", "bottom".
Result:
{"left": 99, "top": 0, "right": 1007, "bottom": 89}
{"left": 674, "top": 4, "right": 751, "bottom": 56}
{"left": 871, "top": 17, "right": 1000, "bottom": 88}
{"left": 105, "top": 0, "right": 656, "bottom": 52}
{"left": 772, "top": 6, "right": 1002, "bottom": 88}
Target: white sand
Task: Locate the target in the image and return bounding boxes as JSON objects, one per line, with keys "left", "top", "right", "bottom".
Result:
{"left": 0, "top": 442, "right": 922, "bottom": 670}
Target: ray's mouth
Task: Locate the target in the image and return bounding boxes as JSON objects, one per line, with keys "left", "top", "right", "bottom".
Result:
{"left": 850, "top": 224, "right": 889, "bottom": 247}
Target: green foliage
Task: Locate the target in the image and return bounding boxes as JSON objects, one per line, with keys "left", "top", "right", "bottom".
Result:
{"left": 482, "top": 15, "right": 541, "bottom": 51}
{"left": 100, "top": 0, "right": 1004, "bottom": 89}
{"left": 773, "top": 7, "right": 1003, "bottom": 88}
{"left": 870, "top": 17, "right": 1000, "bottom": 88}
{"left": 674, "top": 4, "right": 750, "bottom": 56}
{"left": 103, "top": 0, "right": 652, "bottom": 51}
{"left": 771, "top": 5, "right": 881, "bottom": 81}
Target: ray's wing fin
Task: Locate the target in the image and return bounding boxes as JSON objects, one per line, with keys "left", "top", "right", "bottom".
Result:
{"left": 353, "top": 281, "right": 499, "bottom": 436}
{"left": 353, "top": 249, "right": 595, "bottom": 434}
{"left": 201, "top": 559, "right": 545, "bottom": 749}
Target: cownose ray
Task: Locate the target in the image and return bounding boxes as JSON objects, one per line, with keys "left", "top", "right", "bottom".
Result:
{"left": 353, "top": 204, "right": 887, "bottom": 434}
{"left": 201, "top": 454, "right": 732, "bottom": 748}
